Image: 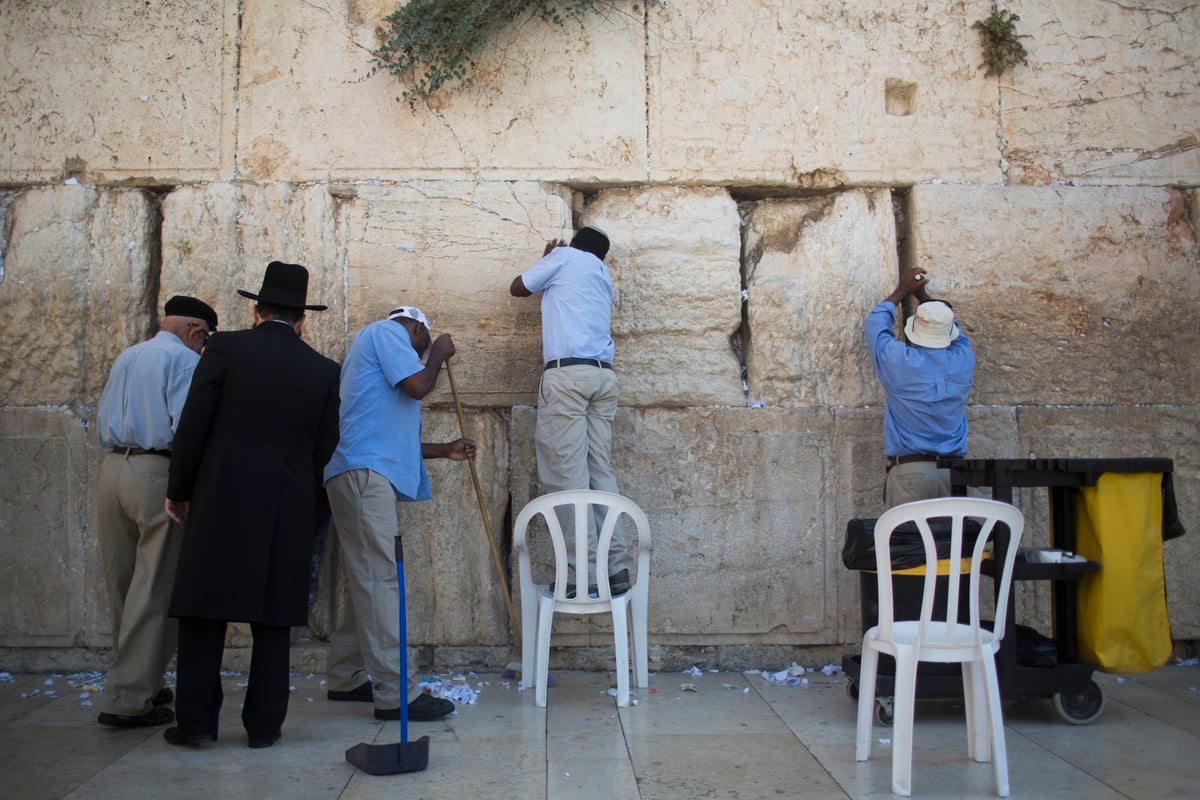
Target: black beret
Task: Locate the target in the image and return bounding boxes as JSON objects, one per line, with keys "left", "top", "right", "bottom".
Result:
{"left": 164, "top": 295, "right": 218, "bottom": 331}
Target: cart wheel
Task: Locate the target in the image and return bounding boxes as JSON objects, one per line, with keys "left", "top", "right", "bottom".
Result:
{"left": 1052, "top": 678, "right": 1107, "bottom": 725}
{"left": 875, "top": 697, "right": 894, "bottom": 727}
{"left": 846, "top": 679, "right": 859, "bottom": 701}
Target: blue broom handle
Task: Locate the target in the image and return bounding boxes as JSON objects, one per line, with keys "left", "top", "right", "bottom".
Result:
{"left": 395, "top": 535, "right": 408, "bottom": 743}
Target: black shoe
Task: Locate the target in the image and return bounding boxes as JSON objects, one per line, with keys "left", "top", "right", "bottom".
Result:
{"left": 97, "top": 706, "right": 174, "bottom": 728}
{"left": 162, "top": 726, "right": 217, "bottom": 746}
{"left": 152, "top": 687, "right": 174, "bottom": 706}
{"left": 248, "top": 730, "right": 282, "bottom": 749}
{"left": 327, "top": 681, "right": 373, "bottom": 702}
{"left": 609, "top": 569, "right": 631, "bottom": 595}
{"left": 374, "top": 694, "right": 455, "bottom": 721}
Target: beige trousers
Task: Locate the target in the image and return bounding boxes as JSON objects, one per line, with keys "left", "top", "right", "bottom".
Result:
{"left": 324, "top": 469, "right": 409, "bottom": 710}
{"left": 535, "top": 364, "right": 633, "bottom": 585}
{"left": 884, "top": 460, "right": 953, "bottom": 508}
{"left": 97, "top": 452, "right": 181, "bottom": 715}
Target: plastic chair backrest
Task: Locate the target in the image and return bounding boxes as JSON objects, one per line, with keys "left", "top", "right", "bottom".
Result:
{"left": 872, "top": 497, "right": 1024, "bottom": 650}
{"left": 514, "top": 489, "right": 651, "bottom": 606}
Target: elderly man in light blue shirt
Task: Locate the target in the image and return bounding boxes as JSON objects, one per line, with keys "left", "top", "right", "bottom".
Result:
{"left": 865, "top": 268, "right": 975, "bottom": 507}
{"left": 95, "top": 294, "right": 216, "bottom": 728}
{"left": 510, "top": 226, "right": 633, "bottom": 596}
{"left": 323, "top": 306, "right": 475, "bottom": 723}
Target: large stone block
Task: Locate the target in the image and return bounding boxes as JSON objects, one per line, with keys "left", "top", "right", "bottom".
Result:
{"left": 160, "top": 183, "right": 348, "bottom": 361}
{"left": 908, "top": 184, "right": 1200, "bottom": 406}
{"left": 512, "top": 407, "right": 841, "bottom": 645}
{"left": 1016, "top": 406, "right": 1200, "bottom": 639}
{"left": 647, "top": 0, "right": 1002, "bottom": 185}
{"left": 578, "top": 187, "right": 745, "bottom": 408}
{"left": 1002, "top": 0, "right": 1200, "bottom": 186}
{"left": 237, "top": 0, "right": 647, "bottom": 182}
{"left": 341, "top": 181, "right": 574, "bottom": 407}
{"left": 743, "top": 190, "right": 897, "bottom": 408}
{"left": 0, "top": 409, "right": 89, "bottom": 646}
{"left": 0, "top": 187, "right": 159, "bottom": 406}
{"left": 0, "top": 0, "right": 233, "bottom": 183}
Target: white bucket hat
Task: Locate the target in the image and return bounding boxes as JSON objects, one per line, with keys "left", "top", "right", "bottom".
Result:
{"left": 386, "top": 306, "right": 430, "bottom": 330}
{"left": 904, "top": 300, "right": 959, "bottom": 348}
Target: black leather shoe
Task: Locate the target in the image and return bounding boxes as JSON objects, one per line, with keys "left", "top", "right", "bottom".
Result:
{"left": 97, "top": 706, "right": 174, "bottom": 728}
{"left": 327, "top": 681, "right": 373, "bottom": 702}
{"left": 609, "top": 568, "right": 631, "bottom": 595}
{"left": 248, "top": 730, "right": 282, "bottom": 749}
{"left": 374, "top": 694, "right": 454, "bottom": 721}
{"left": 152, "top": 687, "right": 174, "bottom": 706}
{"left": 163, "top": 726, "right": 217, "bottom": 746}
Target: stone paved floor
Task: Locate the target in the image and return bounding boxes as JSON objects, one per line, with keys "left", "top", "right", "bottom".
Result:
{"left": 1, "top": 662, "right": 1198, "bottom": 799}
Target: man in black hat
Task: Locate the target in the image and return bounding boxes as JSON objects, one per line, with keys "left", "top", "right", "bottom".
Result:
{"left": 162, "top": 261, "right": 341, "bottom": 749}
{"left": 95, "top": 295, "right": 217, "bottom": 729}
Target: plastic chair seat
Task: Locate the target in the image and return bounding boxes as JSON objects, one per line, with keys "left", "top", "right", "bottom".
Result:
{"left": 513, "top": 490, "right": 651, "bottom": 708}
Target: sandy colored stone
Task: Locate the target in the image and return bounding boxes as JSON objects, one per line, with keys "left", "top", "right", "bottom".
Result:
{"left": 160, "top": 183, "right": 347, "bottom": 360}
{"left": 908, "top": 184, "right": 1200, "bottom": 406}
{"left": 1002, "top": 0, "right": 1200, "bottom": 186}
{"left": 340, "top": 181, "right": 574, "bottom": 407}
{"left": 647, "top": 0, "right": 1002, "bottom": 185}
{"left": 513, "top": 406, "right": 840, "bottom": 644}
{"left": 743, "top": 190, "right": 898, "bottom": 408}
{"left": 0, "top": 186, "right": 158, "bottom": 406}
{"left": 578, "top": 187, "right": 746, "bottom": 408}
{"left": 0, "top": 409, "right": 89, "bottom": 646}
{"left": 0, "top": 0, "right": 232, "bottom": 184}
{"left": 237, "top": 0, "right": 647, "bottom": 182}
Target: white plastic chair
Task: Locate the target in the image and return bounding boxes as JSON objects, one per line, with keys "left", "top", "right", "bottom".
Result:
{"left": 855, "top": 497, "right": 1025, "bottom": 797}
{"left": 513, "top": 490, "right": 651, "bottom": 708}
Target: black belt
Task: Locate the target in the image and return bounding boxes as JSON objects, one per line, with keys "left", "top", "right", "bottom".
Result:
{"left": 544, "top": 358, "right": 613, "bottom": 370}
{"left": 886, "top": 453, "right": 961, "bottom": 471}
{"left": 122, "top": 447, "right": 171, "bottom": 458}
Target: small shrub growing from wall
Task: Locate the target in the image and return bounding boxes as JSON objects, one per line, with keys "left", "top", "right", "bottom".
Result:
{"left": 974, "top": 8, "right": 1028, "bottom": 77}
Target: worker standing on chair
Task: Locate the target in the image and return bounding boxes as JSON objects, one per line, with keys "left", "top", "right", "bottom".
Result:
{"left": 510, "top": 226, "right": 633, "bottom": 597}
{"left": 865, "top": 267, "right": 975, "bottom": 507}
{"left": 322, "top": 306, "right": 475, "bottom": 723}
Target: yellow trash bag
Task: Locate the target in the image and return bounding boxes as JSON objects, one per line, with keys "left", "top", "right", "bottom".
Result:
{"left": 1073, "top": 472, "right": 1173, "bottom": 673}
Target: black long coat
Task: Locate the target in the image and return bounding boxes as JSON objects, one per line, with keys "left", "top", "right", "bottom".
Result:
{"left": 167, "top": 321, "right": 340, "bottom": 627}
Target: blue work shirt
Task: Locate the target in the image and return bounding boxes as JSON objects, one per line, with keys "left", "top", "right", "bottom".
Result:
{"left": 323, "top": 319, "right": 430, "bottom": 501}
{"left": 520, "top": 246, "right": 615, "bottom": 363}
{"left": 97, "top": 330, "right": 200, "bottom": 452}
{"left": 865, "top": 300, "right": 975, "bottom": 458}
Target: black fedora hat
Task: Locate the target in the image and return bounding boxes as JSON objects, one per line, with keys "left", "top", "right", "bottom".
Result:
{"left": 237, "top": 261, "right": 328, "bottom": 311}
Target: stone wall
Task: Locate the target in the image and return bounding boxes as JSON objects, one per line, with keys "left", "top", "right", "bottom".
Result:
{"left": 1, "top": 0, "right": 1197, "bottom": 673}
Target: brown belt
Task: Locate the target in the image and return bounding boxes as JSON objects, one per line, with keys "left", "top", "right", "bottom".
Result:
{"left": 886, "top": 454, "right": 954, "bottom": 471}
{"left": 122, "top": 447, "right": 171, "bottom": 458}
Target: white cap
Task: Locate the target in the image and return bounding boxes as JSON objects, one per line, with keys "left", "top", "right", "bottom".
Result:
{"left": 386, "top": 306, "right": 429, "bottom": 330}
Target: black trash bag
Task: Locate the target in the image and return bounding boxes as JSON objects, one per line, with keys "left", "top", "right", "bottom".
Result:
{"left": 842, "top": 517, "right": 985, "bottom": 571}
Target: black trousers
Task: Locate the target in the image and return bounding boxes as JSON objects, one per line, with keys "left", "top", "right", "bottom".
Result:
{"left": 175, "top": 617, "right": 291, "bottom": 740}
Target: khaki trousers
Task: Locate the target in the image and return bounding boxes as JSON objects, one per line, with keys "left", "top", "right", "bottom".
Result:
{"left": 97, "top": 452, "right": 180, "bottom": 715}
{"left": 884, "top": 460, "right": 953, "bottom": 508}
{"left": 535, "top": 365, "right": 632, "bottom": 585}
{"left": 325, "top": 469, "right": 408, "bottom": 710}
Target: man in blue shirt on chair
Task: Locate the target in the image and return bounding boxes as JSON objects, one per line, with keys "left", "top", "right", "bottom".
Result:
{"left": 865, "top": 268, "right": 975, "bottom": 507}
{"left": 510, "top": 226, "right": 633, "bottom": 597}
{"left": 323, "top": 306, "right": 475, "bottom": 722}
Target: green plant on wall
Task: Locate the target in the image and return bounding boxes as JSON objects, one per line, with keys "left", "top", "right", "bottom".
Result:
{"left": 973, "top": 8, "right": 1028, "bottom": 77}
{"left": 374, "top": 0, "right": 651, "bottom": 108}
